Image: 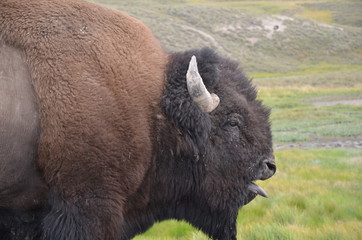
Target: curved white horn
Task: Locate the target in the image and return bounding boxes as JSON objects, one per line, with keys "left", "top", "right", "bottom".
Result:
{"left": 186, "top": 56, "right": 220, "bottom": 112}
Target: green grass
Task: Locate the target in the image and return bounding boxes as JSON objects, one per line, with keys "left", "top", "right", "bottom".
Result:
{"left": 253, "top": 63, "right": 362, "bottom": 79}
{"left": 187, "top": 0, "right": 301, "bottom": 14}
{"left": 302, "top": 1, "right": 362, "bottom": 27}
{"left": 257, "top": 87, "right": 362, "bottom": 144}
{"left": 299, "top": 8, "right": 333, "bottom": 23}
{"left": 133, "top": 220, "right": 196, "bottom": 239}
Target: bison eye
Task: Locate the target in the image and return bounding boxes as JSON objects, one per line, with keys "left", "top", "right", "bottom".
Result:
{"left": 228, "top": 120, "right": 239, "bottom": 127}
{"left": 224, "top": 113, "right": 243, "bottom": 129}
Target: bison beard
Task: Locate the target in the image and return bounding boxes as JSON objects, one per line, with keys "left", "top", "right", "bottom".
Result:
{"left": 0, "top": 0, "right": 275, "bottom": 240}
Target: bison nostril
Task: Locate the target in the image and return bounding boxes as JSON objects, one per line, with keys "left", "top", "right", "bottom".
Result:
{"left": 266, "top": 162, "right": 276, "bottom": 174}
{"left": 260, "top": 159, "right": 276, "bottom": 180}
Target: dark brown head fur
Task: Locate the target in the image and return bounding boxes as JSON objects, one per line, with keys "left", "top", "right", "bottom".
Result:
{"left": 119, "top": 48, "right": 273, "bottom": 240}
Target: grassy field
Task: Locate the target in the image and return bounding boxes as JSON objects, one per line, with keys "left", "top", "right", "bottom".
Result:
{"left": 88, "top": 0, "right": 362, "bottom": 239}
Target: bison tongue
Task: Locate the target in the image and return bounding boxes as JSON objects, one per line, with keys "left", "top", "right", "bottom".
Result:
{"left": 248, "top": 183, "right": 268, "bottom": 198}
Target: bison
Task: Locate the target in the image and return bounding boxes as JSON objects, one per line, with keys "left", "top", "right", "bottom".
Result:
{"left": 0, "top": 0, "right": 276, "bottom": 239}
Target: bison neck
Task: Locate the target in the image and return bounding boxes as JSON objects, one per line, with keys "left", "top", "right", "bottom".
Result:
{"left": 121, "top": 120, "right": 237, "bottom": 240}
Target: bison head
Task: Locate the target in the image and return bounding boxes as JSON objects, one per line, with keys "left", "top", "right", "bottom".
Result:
{"left": 135, "top": 48, "right": 275, "bottom": 240}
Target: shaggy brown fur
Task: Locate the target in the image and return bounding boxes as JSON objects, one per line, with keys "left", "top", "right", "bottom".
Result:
{"left": 1, "top": 0, "right": 167, "bottom": 239}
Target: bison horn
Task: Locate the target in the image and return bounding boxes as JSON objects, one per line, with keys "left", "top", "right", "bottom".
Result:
{"left": 186, "top": 56, "right": 220, "bottom": 113}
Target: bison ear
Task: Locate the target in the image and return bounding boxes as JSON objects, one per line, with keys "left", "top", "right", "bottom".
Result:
{"left": 186, "top": 56, "right": 220, "bottom": 113}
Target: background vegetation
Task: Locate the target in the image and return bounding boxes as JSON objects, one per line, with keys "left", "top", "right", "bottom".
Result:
{"left": 89, "top": 0, "right": 362, "bottom": 239}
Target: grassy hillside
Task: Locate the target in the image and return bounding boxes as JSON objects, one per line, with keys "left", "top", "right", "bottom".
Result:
{"left": 87, "top": 1, "right": 362, "bottom": 239}
{"left": 89, "top": 0, "right": 362, "bottom": 74}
